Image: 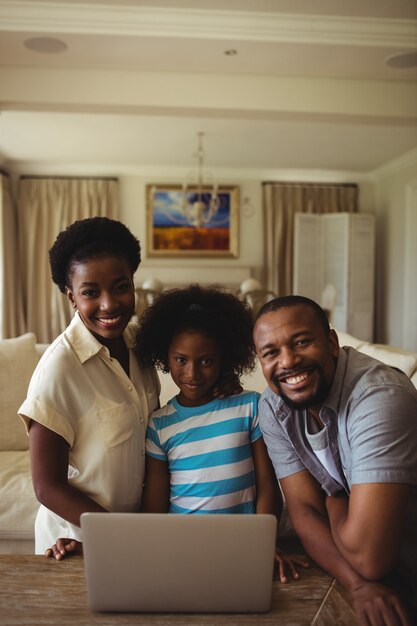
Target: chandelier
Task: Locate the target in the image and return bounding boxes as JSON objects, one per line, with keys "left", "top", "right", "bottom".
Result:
{"left": 181, "top": 132, "right": 220, "bottom": 228}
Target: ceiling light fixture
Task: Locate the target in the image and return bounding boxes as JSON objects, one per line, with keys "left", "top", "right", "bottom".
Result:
{"left": 385, "top": 50, "right": 417, "bottom": 69}
{"left": 24, "top": 37, "right": 67, "bottom": 54}
{"left": 180, "top": 132, "right": 220, "bottom": 228}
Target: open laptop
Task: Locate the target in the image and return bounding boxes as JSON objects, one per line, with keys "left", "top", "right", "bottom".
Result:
{"left": 81, "top": 512, "right": 277, "bottom": 613}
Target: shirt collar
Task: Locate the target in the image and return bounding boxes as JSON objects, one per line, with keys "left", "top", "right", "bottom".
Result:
{"left": 324, "top": 348, "right": 348, "bottom": 415}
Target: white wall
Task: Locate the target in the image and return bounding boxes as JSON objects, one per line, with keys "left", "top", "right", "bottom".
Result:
{"left": 119, "top": 172, "right": 263, "bottom": 289}
{"left": 14, "top": 160, "right": 407, "bottom": 343}
{"left": 117, "top": 167, "right": 376, "bottom": 293}
{"left": 117, "top": 162, "right": 417, "bottom": 351}
{"left": 373, "top": 152, "right": 417, "bottom": 348}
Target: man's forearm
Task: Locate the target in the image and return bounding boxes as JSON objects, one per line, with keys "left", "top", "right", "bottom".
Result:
{"left": 325, "top": 486, "right": 408, "bottom": 580}
{"left": 325, "top": 492, "right": 354, "bottom": 555}
{"left": 290, "top": 502, "right": 412, "bottom": 626}
{"left": 292, "top": 503, "right": 367, "bottom": 593}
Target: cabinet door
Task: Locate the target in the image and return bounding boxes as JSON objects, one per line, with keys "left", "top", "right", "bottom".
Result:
{"left": 293, "top": 212, "right": 375, "bottom": 341}
{"left": 347, "top": 214, "right": 375, "bottom": 341}
{"left": 322, "top": 214, "right": 349, "bottom": 332}
{"left": 293, "top": 213, "right": 322, "bottom": 300}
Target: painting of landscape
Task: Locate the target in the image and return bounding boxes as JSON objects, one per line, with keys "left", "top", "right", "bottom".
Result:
{"left": 146, "top": 184, "right": 238, "bottom": 257}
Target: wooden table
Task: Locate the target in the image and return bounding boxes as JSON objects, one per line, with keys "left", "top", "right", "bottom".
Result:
{"left": 0, "top": 554, "right": 357, "bottom": 625}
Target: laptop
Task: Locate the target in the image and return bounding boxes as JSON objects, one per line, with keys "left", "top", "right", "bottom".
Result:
{"left": 81, "top": 512, "right": 277, "bottom": 613}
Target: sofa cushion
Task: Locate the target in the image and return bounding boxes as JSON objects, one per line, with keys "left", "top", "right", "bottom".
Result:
{"left": 333, "top": 329, "right": 366, "bottom": 350}
{"left": 0, "top": 333, "right": 39, "bottom": 451}
{"left": 358, "top": 343, "right": 417, "bottom": 377}
{"left": 0, "top": 450, "right": 38, "bottom": 540}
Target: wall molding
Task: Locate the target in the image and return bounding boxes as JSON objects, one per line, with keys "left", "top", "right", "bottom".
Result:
{"left": 1, "top": 1, "right": 416, "bottom": 48}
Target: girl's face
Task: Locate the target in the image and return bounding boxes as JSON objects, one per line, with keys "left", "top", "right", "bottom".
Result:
{"left": 66, "top": 255, "right": 135, "bottom": 343}
{"left": 168, "top": 330, "right": 221, "bottom": 407}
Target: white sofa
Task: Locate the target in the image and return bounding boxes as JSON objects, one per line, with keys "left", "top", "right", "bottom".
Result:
{"left": 1, "top": 330, "right": 417, "bottom": 554}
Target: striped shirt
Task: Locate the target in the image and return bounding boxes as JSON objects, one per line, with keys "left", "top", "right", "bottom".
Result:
{"left": 146, "top": 390, "right": 262, "bottom": 514}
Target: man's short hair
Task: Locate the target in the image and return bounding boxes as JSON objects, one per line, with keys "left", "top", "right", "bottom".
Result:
{"left": 256, "top": 295, "right": 331, "bottom": 335}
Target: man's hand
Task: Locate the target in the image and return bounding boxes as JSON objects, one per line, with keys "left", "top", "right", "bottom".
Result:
{"left": 45, "top": 538, "right": 83, "bottom": 560}
{"left": 352, "top": 580, "right": 412, "bottom": 626}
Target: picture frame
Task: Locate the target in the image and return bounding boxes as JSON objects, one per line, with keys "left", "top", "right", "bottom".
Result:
{"left": 146, "top": 184, "right": 239, "bottom": 258}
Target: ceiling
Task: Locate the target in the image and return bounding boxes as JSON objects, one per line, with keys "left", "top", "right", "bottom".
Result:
{"left": 0, "top": 0, "right": 417, "bottom": 174}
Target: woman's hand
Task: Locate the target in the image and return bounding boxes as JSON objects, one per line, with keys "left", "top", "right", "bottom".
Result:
{"left": 275, "top": 548, "right": 310, "bottom": 583}
{"left": 45, "top": 538, "right": 83, "bottom": 560}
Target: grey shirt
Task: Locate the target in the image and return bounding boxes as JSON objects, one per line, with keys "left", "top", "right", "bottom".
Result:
{"left": 259, "top": 347, "right": 417, "bottom": 607}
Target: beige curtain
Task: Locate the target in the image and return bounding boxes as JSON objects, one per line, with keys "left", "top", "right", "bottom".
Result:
{"left": 18, "top": 177, "right": 119, "bottom": 343}
{"left": 262, "top": 182, "right": 358, "bottom": 296}
{"left": 0, "top": 173, "right": 25, "bottom": 338}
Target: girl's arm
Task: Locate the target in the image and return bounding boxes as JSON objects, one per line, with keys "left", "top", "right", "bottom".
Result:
{"left": 141, "top": 455, "right": 170, "bottom": 512}
{"left": 251, "top": 436, "right": 282, "bottom": 517}
{"left": 28, "top": 420, "right": 107, "bottom": 559}
{"left": 251, "top": 437, "right": 309, "bottom": 582}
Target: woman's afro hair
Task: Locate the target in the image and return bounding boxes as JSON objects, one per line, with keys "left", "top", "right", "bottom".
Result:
{"left": 49, "top": 216, "right": 141, "bottom": 293}
{"left": 136, "top": 283, "right": 256, "bottom": 378}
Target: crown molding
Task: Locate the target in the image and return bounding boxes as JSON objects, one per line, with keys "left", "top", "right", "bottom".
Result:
{"left": 4, "top": 159, "right": 373, "bottom": 182}
{"left": 1, "top": 1, "right": 416, "bottom": 48}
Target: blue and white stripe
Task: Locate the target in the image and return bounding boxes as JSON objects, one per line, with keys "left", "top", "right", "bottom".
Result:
{"left": 146, "top": 390, "right": 261, "bottom": 514}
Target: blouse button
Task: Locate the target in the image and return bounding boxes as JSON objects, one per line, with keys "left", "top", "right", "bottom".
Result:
{"left": 127, "top": 385, "right": 133, "bottom": 392}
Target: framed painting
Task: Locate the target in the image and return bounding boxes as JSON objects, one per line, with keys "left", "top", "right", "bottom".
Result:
{"left": 146, "top": 184, "right": 239, "bottom": 258}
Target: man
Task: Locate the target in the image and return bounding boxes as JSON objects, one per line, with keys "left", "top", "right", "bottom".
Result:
{"left": 253, "top": 295, "right": 417, "bottom": 626}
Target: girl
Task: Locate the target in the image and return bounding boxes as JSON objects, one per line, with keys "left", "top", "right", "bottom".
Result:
{"left": 136, "top": 284, "right": 308, "bottom": 582}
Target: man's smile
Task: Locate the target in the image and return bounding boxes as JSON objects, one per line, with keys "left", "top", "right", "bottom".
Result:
{"left": 278, "top": 367, "right": 316, "bottom": 386}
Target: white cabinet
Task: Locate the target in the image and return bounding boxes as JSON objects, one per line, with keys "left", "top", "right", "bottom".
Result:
{"left": 293, "top": 212, "right": 375, "bottom": 341}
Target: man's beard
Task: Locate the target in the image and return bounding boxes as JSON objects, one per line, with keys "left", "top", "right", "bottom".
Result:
{"left": 272, "top": 365, "right": 331, "bottom": 411}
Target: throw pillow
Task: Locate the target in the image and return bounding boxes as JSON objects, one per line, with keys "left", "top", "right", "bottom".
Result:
{"left": 0, "top": 333, "right": 39, "bottom": 451}
{"left": 358, "top": 343, "right": 417, "bottom": 377}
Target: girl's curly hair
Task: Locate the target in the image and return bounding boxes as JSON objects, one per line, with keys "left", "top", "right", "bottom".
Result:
{"left": 136, "top": 284, "right": 256, "bottom": 379}
{"left": 49, "top": 216, "right": 141, "bottom": 293}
